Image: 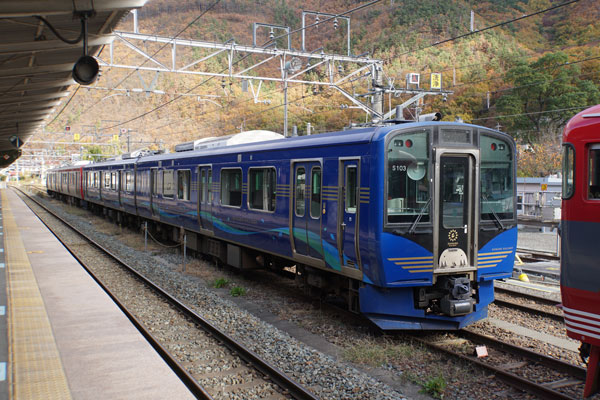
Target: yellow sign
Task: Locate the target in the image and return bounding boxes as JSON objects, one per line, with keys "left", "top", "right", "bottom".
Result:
{"left": 113, "top": 135, "right": 119, "bottom": 142}
{"left": 541, "top": 183, "right": 547, "bottom": 191}
{"left": 73, "top": 133, "right": 80, "bottom": 141}
{"left": 431, "top": 73, "right": 442, "bottom": 90}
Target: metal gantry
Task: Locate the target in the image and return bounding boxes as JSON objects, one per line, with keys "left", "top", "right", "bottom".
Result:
{"left": 99, "top": 30, "right": 384, "bottom": 121}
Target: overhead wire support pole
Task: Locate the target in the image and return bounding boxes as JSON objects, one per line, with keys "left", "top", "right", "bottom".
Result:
{"left": 302, "top": 11, "right": 351, "bottom": 56}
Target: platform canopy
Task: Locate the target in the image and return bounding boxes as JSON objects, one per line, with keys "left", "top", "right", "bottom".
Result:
{"left": 0, "top": 0, "right": 147, "bottom": 168}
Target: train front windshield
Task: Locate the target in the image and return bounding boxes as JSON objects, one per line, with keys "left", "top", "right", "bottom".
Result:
{"left": 480, "top": 133, "right": 514, "bottom": 220}
{"left": 386, "top": 129, "right": 430, "bottom": 224}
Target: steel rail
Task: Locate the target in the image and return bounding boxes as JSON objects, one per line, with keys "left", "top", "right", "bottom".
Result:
{"left": 412, "top": 329, "right": 586, "bottom": 400}
{"left": 495, "top": 286, "right": 561, "bottom": 307}
{"left": 16, "top": 187, "right": 319, "bottom": 400}
{"left": 493, "top": 298, "right": 564, "bottom": 322}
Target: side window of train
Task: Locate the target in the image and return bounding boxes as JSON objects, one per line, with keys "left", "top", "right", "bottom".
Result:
{"left": 177, "top": 170, "right": 191, "bottom": 201}
{"left": 310, "top": 167, "right": 322, "bottom": 219}
{"left": 104, "top": 172, "right": 111, "bottom": 189}
{"left": 562, "top": 144, "right": 575, "bottom": 199}
{"left": 295, "top": 167, "right": 306, "bottom": 216}
{"left": 480, "top": 133, "right": 514, "bottom": 220}
{"left": 151, "top": 168, "right": 158, "bottom": 196}
{"left": 588, "top": 145, "right": 600, "bottom": 200}
{"left": 162, "top": 170, "right": 175, "bottom": 198}
{"left": 248, "top": 167, "right": 276, "bottom": 212}
{"left": 111, "top": 172, "right": 117, "bottom": 190}
{"left": 126, "top": 171, "right": 135, "bottom": 192}
{"left": 221, "top": 168, "right": 242, "bottom": 207}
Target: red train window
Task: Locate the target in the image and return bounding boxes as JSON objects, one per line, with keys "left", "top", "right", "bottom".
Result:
{"left": 589, "top": 145, "right": 600, "bottom": 200}
{"left": 562, "top": 144, "right": 575, "bottom": 199}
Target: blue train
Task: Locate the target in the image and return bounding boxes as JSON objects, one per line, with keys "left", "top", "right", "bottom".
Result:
{"left": 46, "top": 122, "right": 517, "bottom": 330}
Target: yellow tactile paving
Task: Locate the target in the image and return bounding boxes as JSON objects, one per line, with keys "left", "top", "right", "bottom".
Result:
{"left": 2, "top": 191, "right": 72, "bottom": 400}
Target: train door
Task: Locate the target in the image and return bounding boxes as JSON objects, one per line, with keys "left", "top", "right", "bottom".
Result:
{"left": 337, "top": 158, "right": 361, "bottom": 269}
{"left": 291, "top": 161, "right": 323, "bottom": 260}
{"left": 150, "top": 167, "right": 159, "bottom": 217}
{"left": 434, "top": 152, "right": 477, "bottom": 273}
{"left": 197, "top": 165, "right": 213, "bottom": 233}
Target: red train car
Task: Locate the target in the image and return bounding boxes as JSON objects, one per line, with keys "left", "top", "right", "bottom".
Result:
{"left": 561, "top": 104, "right": 600, "bottom": 397}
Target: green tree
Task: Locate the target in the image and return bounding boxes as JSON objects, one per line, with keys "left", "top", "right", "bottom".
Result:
{"left": 82, "top": 146, "right": 104, "bottom": 162}
{"left": 495, "top": 52, "right": 600, "bottom": 143}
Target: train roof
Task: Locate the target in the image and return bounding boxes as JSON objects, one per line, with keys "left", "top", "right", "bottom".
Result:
{"left": 48, "top": 121, "right": 508, "bottom": 171}
{"left": 563, "top": 104, "right": 600, "bottom": 142}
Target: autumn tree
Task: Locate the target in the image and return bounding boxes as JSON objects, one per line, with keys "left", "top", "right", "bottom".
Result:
{"left": 495, "top": 51, "right": 600, "bottom": 144}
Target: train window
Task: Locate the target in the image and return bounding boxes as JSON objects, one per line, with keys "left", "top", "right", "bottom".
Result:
{"left": 104, "top": 172, "right": 111, "bottom": 189}
{"left": 562, "top": 144, "right": 575, "bottom": 199}
{"left": 200, "top": 170, "right": 206, "bottom": 203}
{"left": 126, "top": 171, "right": 135, "bottom": 192}
{"left": 295, "top": 167, "right": 306, "bottom": 217}
{"left": 588, "top": 145, "right": 600, "bottom": 200}
{"left": 162, "top": 170, "right": 175, "bottom": 198}
{"left": 111, "top": 172, "right": 117, "bottom": 190}
{"left": 221, "top": 169, "right": 242, "bottom": 207}
{"left": 177, "top": 170, "right": 191, "bottom": 201}
{"left": 346, "top": 167, "right": 358, "bottom": 213}
{"left": 386, "top": 129, "right": 430, "bottom": 224}
{"left": 310, "top": 167, "right": 322, "bottom": 219}
{"left": 208, "top": 170, "right": 212, "bottom": 202}
{"left": 441, "top": 157, "right": 467, "bottom": 228}
{"left": 480, "top": 133, "right": 514, "bottom": 220}
{"left": 440, "top": 128, "right": 472, "bottom": 145}
{"left": 248, "top": 168, "right": 276, "bottom": 212}
{"left": 151, "top": 169, "right": 158, "bottom": 196}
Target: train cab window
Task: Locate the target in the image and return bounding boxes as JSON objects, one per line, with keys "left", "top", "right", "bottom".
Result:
{"left": 162, "top": 170, "right": 175, "bottom": 198}
{"left": 310, "top": 167, "right": 322, "bottom": 219}
{"left": 177, "top": 170, "right": 191, "bottom": 201}
{"left": 221, "top": 169, "right": 242, "bottom": 207}
{"left": 562, "top": 144, "right": 575, "bottom": 199}
{"left": 346, "top": 167, "right": 358, "bottom": 213}
{"left": 386, "top": 129, "right": 430, "bottom": 224}
{"left": 248, "top": 168, "right": 276, "bottom": 212}
{"left": 588, "top": 145, "right": 600, "bottom": 200}
{"left": 480, "top": 133, "right": 514, "bottom": 220}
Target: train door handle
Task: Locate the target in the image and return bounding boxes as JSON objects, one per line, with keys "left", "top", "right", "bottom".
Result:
{"left": 463, "top": 224, "right": 468, "bottom": 234}
{"left": 341, "top": 222, "right": 346, "bottom": 231}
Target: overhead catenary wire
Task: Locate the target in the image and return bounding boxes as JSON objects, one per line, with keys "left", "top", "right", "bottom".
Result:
{"left": 135, "top": 0, "right": 583, "bottom": 135}
{"left": 98, "top": 0, "right": 384, "bottom": 133}
{"left": 471, "top": 104, "right": 595, "bottom": 121}
{"left": 396, "top": 0, "right": 581, "bottom": 58}
{"left": 49, "top": 0, "right": 223, "bottom": 130}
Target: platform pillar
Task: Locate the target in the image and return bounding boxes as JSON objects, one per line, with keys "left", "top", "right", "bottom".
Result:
{"left": 584, "top": 344, "right": 600, "bottom": 398}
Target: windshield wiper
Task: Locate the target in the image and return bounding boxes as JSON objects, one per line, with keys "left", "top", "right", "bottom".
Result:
{"left": 408, "top": 197, "right": 431, "bottom": 235}
{"left": 482, "top": 194, "right": 505, "bottom": 230}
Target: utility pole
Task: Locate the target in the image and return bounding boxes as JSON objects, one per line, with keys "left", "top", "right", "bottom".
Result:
{"left": 372, "top": 64, "right": 384, "bottom": 120}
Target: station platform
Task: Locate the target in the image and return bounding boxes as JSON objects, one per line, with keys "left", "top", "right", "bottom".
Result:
{"left": 1, "top": 189, "right": 194, "bottom": 400}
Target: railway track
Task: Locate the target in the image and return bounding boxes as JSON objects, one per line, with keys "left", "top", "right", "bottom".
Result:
{"left": 15, "top": 187, "right": 318, "bottom": 400}
{"left": 493, "top": 286, "right": 563, "bottom": 323}
{"left": 495, "top": 285, "right": 561, "bottom": 307}
{"left": 414, "top": 329, "right": 588, "bottom": 399}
